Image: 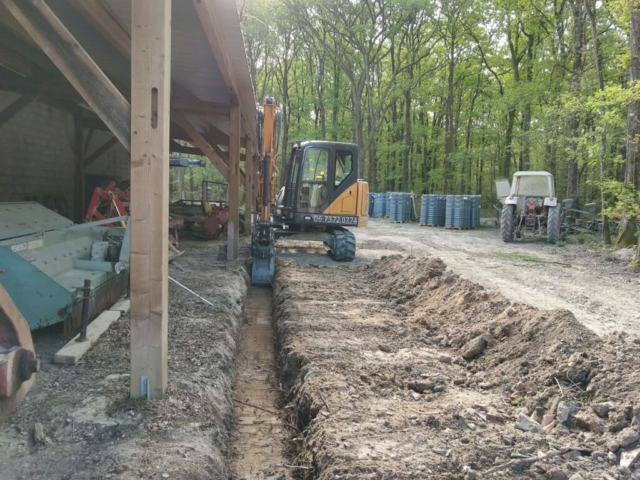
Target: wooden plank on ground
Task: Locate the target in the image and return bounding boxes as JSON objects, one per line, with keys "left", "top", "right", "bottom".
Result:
{"left": 129, "top": 0, "right": 171, "bottom": 400}
{"left": 53, "top": 310, "right": 121, "bottom": 365}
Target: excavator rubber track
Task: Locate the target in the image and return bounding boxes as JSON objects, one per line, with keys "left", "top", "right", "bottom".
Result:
{"left": 325, "top": 227, "right": 356, "bottom": 262}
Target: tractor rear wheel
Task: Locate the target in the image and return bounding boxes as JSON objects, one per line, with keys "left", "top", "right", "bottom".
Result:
{"left": 547, "top": 205, "right": 560, "bottom": 244}
{"left": 501, "top": 204, "right": 515, "bottom": 242}
{"left": 327, "top": 228, "right": 356, "bottom": 261}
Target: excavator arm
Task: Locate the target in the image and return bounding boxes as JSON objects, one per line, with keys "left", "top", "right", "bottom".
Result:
{"left": 251, "top": 98, "right": 281, "bottom": 286}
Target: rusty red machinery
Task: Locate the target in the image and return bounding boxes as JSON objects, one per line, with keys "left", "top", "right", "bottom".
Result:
{"left": 170, "top": 200, "right": 234, "bottom": 239}
{"left": 85, "top": 181, "right": 183, "bottom": 246}
{"left": 85, "top": 181, "right": 130, "bottom": 225}
{"left": 0, "top": 284, "right": 40, "bottom": 423}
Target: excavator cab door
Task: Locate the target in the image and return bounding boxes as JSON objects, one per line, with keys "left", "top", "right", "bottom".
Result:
{"left": 279, "top": 146, "right": 301, "bottom": 221}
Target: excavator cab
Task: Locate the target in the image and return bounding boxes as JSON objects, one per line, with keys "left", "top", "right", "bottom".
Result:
{"left": 276, "top": 141, "right": 368, "bottom": 229}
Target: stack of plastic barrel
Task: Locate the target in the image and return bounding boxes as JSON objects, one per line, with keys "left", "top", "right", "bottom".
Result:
{"left": 388, "top": 192, "right": 399, "bottom": 221}
{"left": 420, "top": 194, "right": 446, "bottom": 226}
{"left": 443, "top": 194, "right": 482, "bottom": 229}
{"left": 368, "top": 193, "right": 375, "bottom": 216}
{"left": 385, "top": 193, "right": 393, "bottom": 218}
{"left": 388, "top": 192, "right": 413, "bottom": 222}
{"left": 470, "top": 195, "right": 481, "bottom": 228}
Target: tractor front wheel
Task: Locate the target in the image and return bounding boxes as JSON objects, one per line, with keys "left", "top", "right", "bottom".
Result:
{"left": 501, "top": 204, "right": 516, "bottom": 242}
{"left": 547, "top": 205, "right": 560, "bottom": 244}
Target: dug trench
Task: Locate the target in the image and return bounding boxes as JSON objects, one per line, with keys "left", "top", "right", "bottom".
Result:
{"left": 271, "top": 254, "right": 640, "bottom": 479}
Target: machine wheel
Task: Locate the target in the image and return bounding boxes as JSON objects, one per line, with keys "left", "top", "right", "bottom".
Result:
{"left": 500, "top": 204, "right": 516, "bottom": 242}
{"left": 547, "top": 205, "right": 561, "bottom": 244}
{"left": 328, "top": 228, "right": 356, "bottom": 262}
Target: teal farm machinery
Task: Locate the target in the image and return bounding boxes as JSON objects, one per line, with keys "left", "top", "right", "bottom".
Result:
{"left": 0, "top": 202, "right": 130, "bottom": 420}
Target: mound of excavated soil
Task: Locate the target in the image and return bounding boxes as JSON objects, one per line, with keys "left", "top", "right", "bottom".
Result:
{"left": 274, "top": 254, "right": 640, "bottom": 479}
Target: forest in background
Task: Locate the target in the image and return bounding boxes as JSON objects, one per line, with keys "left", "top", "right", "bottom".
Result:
{"left": 239, "top": 0, "right": 640, "bottom": 218}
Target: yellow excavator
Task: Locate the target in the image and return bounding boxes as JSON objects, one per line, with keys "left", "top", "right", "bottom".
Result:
{"left": 251, "top": 98, "right": 369, "bottom": 285}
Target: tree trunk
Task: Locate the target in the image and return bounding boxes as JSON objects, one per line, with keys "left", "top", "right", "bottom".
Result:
{"left": 177, "top": 166, "right": 185, "bottom": 201}
{"left": 585, "top": 0, "right": 611, "bottom": 243}
{"left": 402, "top": 87, "right": 411, "bottom": 191}
{"left": 444, "top": 45, "right": 455, "bottom": 194}
{"left": 503, "top": 108, "right": 516, "bottom": 178}
{"left": 627, "top": 0, "right": 640, "bottom": 188}
{"left": 520, "top": 29, "right": 535, "bottom": 171}
{"left": 332, "top": 62, "right": 339, "bottom": 141}
{"left": 189, "top": 167, "right": 195, "bottom": 201}
{"left": 352, "top": 85, "right": 365, "bottom": 177}
{"left": 567, "top": 0, "right": 584, "bottom": 200}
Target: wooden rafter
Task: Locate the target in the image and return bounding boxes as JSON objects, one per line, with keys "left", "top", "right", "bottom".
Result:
{"left": 192, "top": 0, "right": 255, "bottom": 144}
{"left": 64, "top": 0, "right": 130, "bottom": 57}
{"left": 83, "top": 135, "right": 118, "bottom": 168}
{"left": 0, "top": 94, "right": 37, "bottom": 129}
{"left": 0, "top": 44, "right": 32, "bottom": 76}
{"left": 174, "top": 112, "right": 230, "bottom": 181}
{"left": 169, "top": 140, "right": 201, "bottom": 156}
{"left": 0, "top": 0, "right": 131, "bottom": 151}
{"left": 65, "top": 0, "right": 229, "bottom": 122}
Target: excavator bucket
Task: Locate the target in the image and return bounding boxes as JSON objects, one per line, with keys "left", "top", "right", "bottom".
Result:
{"left": 251, "top": 222, "right": 275, "bottom": 286}
{"left": 0, "top": 284, "right": 40, "bottom": 423}
{"left": 251, "top": 254, "right": 275, "bottom": 286}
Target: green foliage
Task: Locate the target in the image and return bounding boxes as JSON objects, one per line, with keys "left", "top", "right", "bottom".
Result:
{"left": 601, "top": 181, "right": 640, "bottom": 217}
{"left": 240, "top": 0, "right": 640, "bottom": 215}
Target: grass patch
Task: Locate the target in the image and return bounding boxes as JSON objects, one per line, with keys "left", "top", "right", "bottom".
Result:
{"left": 493, "top": 251, "right": 544, "bottom": 264}
{"left": 565, "top": 233, "right": 598, "bottom": 246}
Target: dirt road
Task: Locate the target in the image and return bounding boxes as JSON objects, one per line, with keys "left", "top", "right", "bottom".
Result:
{"left": 353, "top": 219, "right": 640, "bottom": 336}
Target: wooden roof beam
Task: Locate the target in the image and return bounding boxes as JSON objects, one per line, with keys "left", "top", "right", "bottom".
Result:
{"left": 0, "top": 0, "right": 130, "bottom": 151}
{"left": 0, "top": 94, "right": 37, "bottom": 129}
{"left": 192, "top": 0, "right": 255, "bottom": 143}
{"left": 0, "top": 44, "right": 32, "bottom": 76}
{"left": 174, "top": 112, "right": 229, "bottom": 181}
{"left": 66, "top": 0, "right": 229, "bottom": 124}
{"left": 83, "top": 135, "right": 118, "bottom": 168}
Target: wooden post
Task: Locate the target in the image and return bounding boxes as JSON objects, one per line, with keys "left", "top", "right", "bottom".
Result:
{"left": 74, "top": 108, "right": 84, "bottom": 223}
{"left": 228, "top": 104, "right": 241, "bottom": 260}
{"left": 245, "top": 141, "right": 253, "bottom": 236}
{"left": 253, "top": 154, "right": 260, "bottom": 222}
{"left": 130, "top": 0, "right": 171, "bottom": 400}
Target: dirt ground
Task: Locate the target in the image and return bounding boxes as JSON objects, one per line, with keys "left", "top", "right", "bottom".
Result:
{"left": 2, "top": 219, "right": 639, "bottom": 480}
{"left": 273, "top": 252, "right": 640, "bottom": 479}
{"left": 353, "top": 219, "right": 640, "bottom": 336}
{"left": 0, "top": 237, "right": 249, "bottom": 480}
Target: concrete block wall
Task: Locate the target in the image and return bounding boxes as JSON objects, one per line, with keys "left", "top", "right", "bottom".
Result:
{"left": 0, "top": 91, "right": 130, "bottom": 221}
